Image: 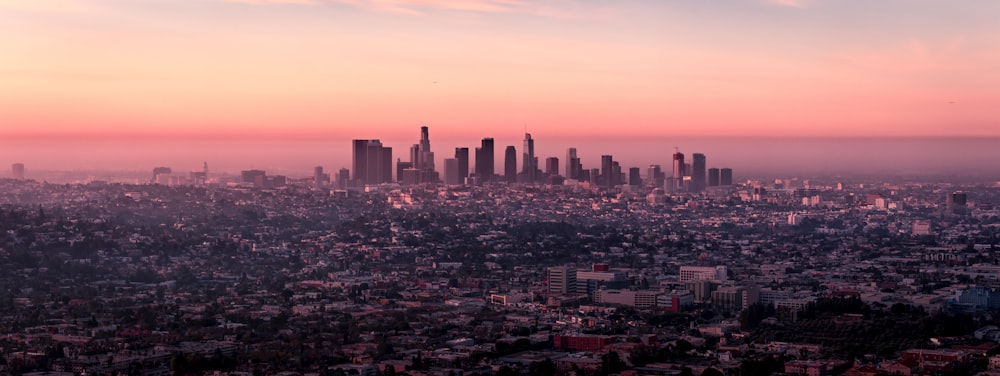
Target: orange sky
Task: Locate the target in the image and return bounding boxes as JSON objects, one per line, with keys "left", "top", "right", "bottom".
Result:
{"left": 2, "top": 0, "right": 999, "bottom": 141}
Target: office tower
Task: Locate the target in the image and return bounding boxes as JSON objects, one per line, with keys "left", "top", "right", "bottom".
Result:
{"left": 672, "top": 152, "right": 685, "bottom": 180}
{"left": 353, "top": 139, "right": 391, "bottom": 185}
{"left": 521, "top": 133, "right": 537, "bottom": 183}
{"left": 396, "top": 160, "right": 413, "bottom": 184}
{"left": 708, "top": 168, "right": 720, "bottom": 187}
{"left": 504, "top": 146, "right": 517, "bottom": 183}
{"left": 545, "top": 157, "right": 559, "bottom": 176}
{"left": 589, "top": 168, "right": 600, "bottom": 185}
{"left": 547, "top": 266, "right": 577, "bottom": 295}
{"left": 241, "top": 169, "right": 266, "bottom": 187}
{"left": 336, "top": 168, "right": 350, "bottom": 189}
{"left": 11, "top": 163, "right": 24, "bottom": 180}
{"left": 314, "top": 166, "right": 329, "bottom": 188}
{"left": 692, "top": 153, "right": 706, "bottom": 192}
{"left": 720, "top": 168, "right": 733, "bottom": 186}
{"left": 444, "top": 158, "right": 460, "bottom": 185}
{"left": 565, "top": 148, "right": 578, "bottom": 179}
{"left": 403, "top": 126, "right": 437, "bottom": 183}
{"left": 380, "top": 147, "right": 393, "bottom": 184}
{"left": 629, "top": 167, "right": 642, "bottom": 186}
{"left": 455, "top": 147, "right": 469, "bottom": 183}
{"left": 601, "top": 155, "right": 614, "bottom": 188}
{"left": 475, "top": 138, "right": 494, "bottom": 183}
{"left": 647, "top": 165, "right": 664, "bottom": 188}
{"left": 352, "top": 140, "right": 369, "bottom": 183}
{"left": 152, "top": 167, "right": 172, "bottom": 183}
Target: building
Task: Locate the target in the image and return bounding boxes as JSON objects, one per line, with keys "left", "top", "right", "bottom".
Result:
{"left": 708, "top": 168, "right": 720, "bottom": 187}
{"left": 405, "top": 126, "right": 438, "bottom": 183}
{"left": 947, "top": 191, "right": 968, "bottom": 214}
{"left": 594, "top": 289, "right": 659, "bottom": 309}
{"left": 443, "top": 158, "right": 461, "bottom": 185}
{"left": 720, "top": 168, "right": 733, "bottom": 186}
{"left": 601, "top": 155, "right": 614, "bottom": 188}
{"left": 566, "top": 148, "right": 579, "bottom": 180}
{"left": 313, "top": 166, "right": 329, "bottom": 188}
{"left": 11, "top": 163, "right": 24, "bottom": 180}
{"left": 151, "top": 167, "right": 171, "bottom": 184}
{"left": 353, "top": 139, "right": 392, "bottom": 185}
{"left": 647, "top": 165, "right": 664, "bottom": 188}
{"left": 455, "top": 147, "right": 469, "bottom": 184}
{"left": 679, "top": 266, "right": 728, "bottom": 283}
{"left": 475, "top": 138, "right": 494, "bottom": 183}
{"left": 629, "top": 167, "right": 642, "bottom": 186}
{"left": 553, "top": 335, "right": 614, "bottom": 352}
{"left": 521, "top": 133, "right": 537, "bottom": 183}
{"left": 657, "top": 291, "right": 694, "bottom": 312}
{"left": 548, "top": 266, "right": 577, "bottom": 295}
{"left": 504, "top": 146, "right": 517, "bottom": 183}
{"left": 691, "top": 153, "right": 706, "bottom": 192}
{"left": 672, "top": 152, "right": 685, "bottom": 191}
{"left": 711, "top": 286, "right": 745, "bottom": 312}
{"left": 545, "top": 157, "right": 559, "bottom": 176}
{"left": 576, "top": 269, "right": 627, "bottom": 297}
{"left": 336, "top": 168, "right": 350, "bottom": 189}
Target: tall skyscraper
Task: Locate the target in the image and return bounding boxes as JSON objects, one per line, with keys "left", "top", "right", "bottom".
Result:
{"left": 353, "top": 139, "right": 391, "bottom": 185}
{"left": 720, "top": 168, "right": 733, "bottom": 186}
{"left": 521, "top": 133, "right": 537, "bottom": 183}
{"left": 545, "top": 157, "right": 559, "bottom": 176}
{"left": 692, "top": 153, "right": 706, "bottom": 192}
{"left": 708, "top": 168, "right": 720, "bottom": 187}
{"left": 504, "top": 146, "right": 517, "bottom": 183}
{"left": 336, "top": 168, "right": 350, "bottom": 189}
{"left": 629, "top": 167, "right": 642, "bottom": 186}
{"left": 475, "top": 138, "right": 494, "bottom": 183}
{"left": 672, "top": 152, "right": 685, "bottom": 191}
{"left": 314, "top": 166, "right": 328, "bottom": 188}
{"left": 443, "top": 158, "right": 460, "bottom": 185}
{"left": 647, "top": 165, "right": 664, "bottom": 188}
{"left": 352, "top": 139, "right": 369, "bottom": 183}
{"left": 402, "top": 126, "right": 437, "bottom": 183}
{"left": 454, "top": 147, "right": 469, "bottom": 183}
{"left": 565, "top": 148, "right": 578, "bottom": 179}
{"left": 601, "top": 155, "right": 614, "bottom": 188}
{"left": 11, "top": 163, "right": 24, "bottom": 180}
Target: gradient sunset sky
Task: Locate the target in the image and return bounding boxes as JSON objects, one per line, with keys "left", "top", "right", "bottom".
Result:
{"left": 3, "top": 0, "right": 999, "bottom": 144}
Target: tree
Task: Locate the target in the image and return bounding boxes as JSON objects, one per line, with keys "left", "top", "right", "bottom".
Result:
{"left": 599, "top": 351, "right": 626, "bottom": 376}
{"left": 529, "top": 358, "right": 556, "bottom": 376}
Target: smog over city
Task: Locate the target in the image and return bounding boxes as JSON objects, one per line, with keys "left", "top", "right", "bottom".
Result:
{"left": 2, "top": 1, "right": 1000, "bottom": 375}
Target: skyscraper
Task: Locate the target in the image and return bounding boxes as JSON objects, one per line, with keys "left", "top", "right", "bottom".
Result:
{"left": 11, "top": 163, "right": 24, "bottom": 180}
{"left": 504, "top": 146, "right": 517, "bottom": 183}
{"left": 565, "top": 148, "right": 578, "bottom": 179}
{"left": 692, "top": 153, "right": 706, "bottom": 192}
{"left": 403, "top": 126, "right": 437, "bottom": 183}
{"left": 720, "top": 168, "right": 733, "bottom": 186}
{"left": 601, "top": 155, "right": 614, "bottom": 188}
{"left": 672, "top": 152, "right": 685, "bottom": 191}
{"left": 647, "top": 165, "right": 664, "bottom": 188}
{"left": 352, "top": 139, "right": 370, "bottom": 183}
{"left": 475, "top": 138, "right": 494, "bottom": 183}
{"left": 521, "top": 133, "right": 537, "bottom": 183}
{"left": 443, "top": 158, "right": 460, "bottom": 185}
{"left": 545, "top": 157, "right": 559, "bottom": 176}
{"left": 708, "top": 168, "right": 720, "bottom": 187}
{"left": 353, "top": 139, "right": 391, "bottom": 185}
{"left": 454, "top": 147, "right": 469, "bottom": 184}
{"left": 629, "top": 167, "right": 642, "bottom": 186}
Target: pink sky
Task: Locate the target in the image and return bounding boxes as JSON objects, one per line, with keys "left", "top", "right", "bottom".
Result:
{"left": 2, "top": 0, "right": 999, "bottom": 142}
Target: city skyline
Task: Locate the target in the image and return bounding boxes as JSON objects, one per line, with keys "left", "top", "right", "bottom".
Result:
{"left": 3, "top": 0, "right": 1000, "bottom": 143}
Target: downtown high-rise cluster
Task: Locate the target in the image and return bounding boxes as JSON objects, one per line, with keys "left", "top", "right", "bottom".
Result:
{"left": 348, "top": 126, "right": 733, "bottom": 192}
